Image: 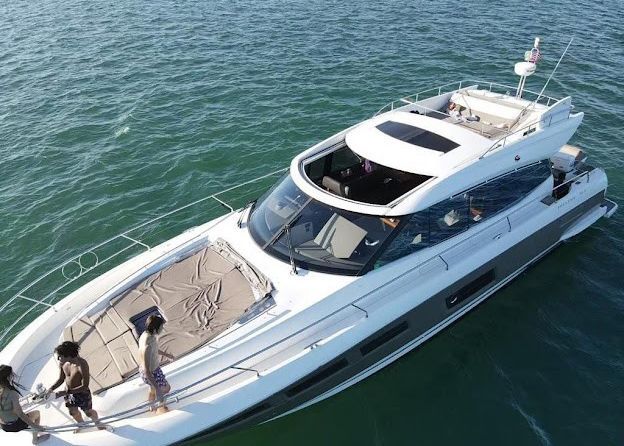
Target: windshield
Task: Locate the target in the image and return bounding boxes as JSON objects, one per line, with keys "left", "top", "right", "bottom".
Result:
{"left": 248, "top": 175, "right": 400, "bottom": 275}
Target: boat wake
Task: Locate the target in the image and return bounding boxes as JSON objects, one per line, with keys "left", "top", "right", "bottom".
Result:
{"left": 510, "top": 400, "right": 553, "bottom": 446}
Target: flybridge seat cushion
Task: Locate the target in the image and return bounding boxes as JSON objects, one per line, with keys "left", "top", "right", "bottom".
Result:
{"left": 63, "top": 239, "right": 272, "bottom": 394}
{"left": 454, "top": 118, "right": 509, "bottom": 140}
{"left": 451, "top": 91, "right": 522, "bottom": 126}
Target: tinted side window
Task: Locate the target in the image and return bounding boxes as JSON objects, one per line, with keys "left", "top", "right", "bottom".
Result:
{"left": 285, "top": 358, "right": 349, "bottom": 397}
{"left": 428, "top": 196, "right": 469, "bottom": 244}
{"left": 375, "top": 161, "right": 551, "bottom": 267}
{"left": 360, "top": 321, "right": 409, "bottom": 356}
{"left": 376, "top": 194, "right": 469, "bottom": 267}
{"left": 446, "top": 269, "right": 495, "bottom": 308}
{"left": 466, "top": 160, "right": 551, "bottom": 224}
{"left": 376, "top": 210, "right": 430, "bottom": 266}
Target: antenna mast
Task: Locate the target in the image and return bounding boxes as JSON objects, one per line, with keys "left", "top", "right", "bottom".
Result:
{"left": 515, "top": 37, "right": 542, "bottom": 99}
{"left": 534, "top": 37, "right": 574, "bottom": 104}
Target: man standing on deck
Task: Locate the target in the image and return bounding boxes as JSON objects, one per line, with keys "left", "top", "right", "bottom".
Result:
{"left": 45, "top": 341, "right": 109, "bottom": 433}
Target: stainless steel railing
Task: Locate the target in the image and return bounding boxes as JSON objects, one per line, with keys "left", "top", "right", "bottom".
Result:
{"left": 374, "top": 79, "right": 561, "bottom": 117}
{"left": 0, "top": 167, "right": 289, "bottom": 348}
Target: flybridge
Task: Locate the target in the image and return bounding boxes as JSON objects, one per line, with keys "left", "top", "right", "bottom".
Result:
{"left": 345, "top": 110, "right": 491, "bottom": 177}
{"left": 292, "top": 76, "right": 579, "bottom": 216}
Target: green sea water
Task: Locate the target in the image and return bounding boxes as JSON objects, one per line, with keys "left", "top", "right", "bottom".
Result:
{"left": 1, "top": 1, "right": 623, "bottom": 445}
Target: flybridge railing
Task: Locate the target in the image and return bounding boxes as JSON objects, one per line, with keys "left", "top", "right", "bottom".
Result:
{"left": 477, "top": 105, "right": 574, "bottom": 161}
{"left": 29, "top": 167, "right": 596, "bottom": 434}
{"left": 0, "top": 167, "right": 289, "bottom": 349}
{"left": 374, "top": 79, "right": 562, "bottom": 117}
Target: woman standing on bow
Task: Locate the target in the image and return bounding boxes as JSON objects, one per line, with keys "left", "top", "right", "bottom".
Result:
{"left": 139, "top": 315, "right": 173, "bottom": 414}
{"left": 0, "top": 364, "right": 49, "bottom": 444}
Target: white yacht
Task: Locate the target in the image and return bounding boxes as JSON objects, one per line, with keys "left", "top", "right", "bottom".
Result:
{"left": 0, "top": 45, "right": 617, "bottom": 445}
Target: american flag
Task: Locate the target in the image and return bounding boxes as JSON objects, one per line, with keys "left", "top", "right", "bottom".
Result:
{"left": 529, "top": 46, "right": 542, "bottom": 63}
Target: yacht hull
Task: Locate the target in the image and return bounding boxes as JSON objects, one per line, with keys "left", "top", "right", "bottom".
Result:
{"left": 182, "top": 189, "right": 607, "bottom": 444}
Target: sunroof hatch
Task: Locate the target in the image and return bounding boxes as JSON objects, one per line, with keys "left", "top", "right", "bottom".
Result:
{"left": 376, "top": 121, "right": 459, "bottom": 153}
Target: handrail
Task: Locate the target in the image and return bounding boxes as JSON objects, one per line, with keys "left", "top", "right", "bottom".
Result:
{"left": 33, "top": 167, "right": 593, "bottom": 433}
{"left": 470, "top": 79, "right": 560, "bottom": 105}
{"left": 374, "top": 79, "right": 561, "bottom": 117}
{"left": 0, "top": 167, "right": 289, "bottom": 346}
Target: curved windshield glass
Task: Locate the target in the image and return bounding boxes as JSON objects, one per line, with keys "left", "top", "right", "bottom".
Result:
{"left": 248, "top": 175, "right": 400, "bottom": 275}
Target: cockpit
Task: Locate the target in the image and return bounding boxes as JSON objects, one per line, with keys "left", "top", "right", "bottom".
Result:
{"left": 248, "top": 158, "right": 553, "bottom": 276}
{"left": 248, "top": 101, "right": 556, "bottom": 276}
{"left": 248, "top": 175, "right": 400, "bottom": 275}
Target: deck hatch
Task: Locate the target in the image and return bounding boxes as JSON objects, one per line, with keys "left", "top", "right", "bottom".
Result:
{"left": 359, "top": 320, "right": 409, "bottom": 356}
{"left": 376, "top": 120, "right": 459, "bottom": 152}
{"left": 129, "top": 306, "right": 163, "bottom": 337}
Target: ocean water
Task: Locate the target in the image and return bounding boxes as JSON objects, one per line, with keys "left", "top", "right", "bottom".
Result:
{"left": 1, "top": 1, "right": 623, "bottom": 445}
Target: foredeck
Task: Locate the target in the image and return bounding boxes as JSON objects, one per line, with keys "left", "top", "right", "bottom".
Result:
{"left": 62, "top": 239, "right": 269, "bottom": 394}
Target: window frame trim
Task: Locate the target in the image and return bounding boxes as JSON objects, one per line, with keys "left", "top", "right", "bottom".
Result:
{"left": 301, "top": 142, "right": 439, "bottom": 209}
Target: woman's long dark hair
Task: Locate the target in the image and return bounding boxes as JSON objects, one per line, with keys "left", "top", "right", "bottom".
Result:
{"left": 0, "top": 365, "right": 22, "bottom": 395}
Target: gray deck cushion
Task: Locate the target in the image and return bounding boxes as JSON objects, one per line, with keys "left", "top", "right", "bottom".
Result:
{"left": 63, "top": 317, "right": 136, "bottom": 391}
{"left": 65, "top": 317, "right": 95, "bottom": 344}
{"left": 106, "top": 332, "right": 139, "bottom": 378}
{"left": 91, "top": 307, "right": 130, "bottom": 343}
{"left": 64, "top": 317, "right": 105, "bottom": 356}
{"left": 212, "top": 238, "right": 273, "bottom": 297}
{"left": 87, "top": 345, "right": 123, "bottom": 394}
{"left": 62, "top": 326, "right": 72, "bottom": 344}
{"left": 110, "top": 289, "right": 158, "bottom": 333}
{"left": 63, "top": 241, "right": 268, "bottom": 394}
{"left": 145, "top": 248, "right": 255, "bottom": 359}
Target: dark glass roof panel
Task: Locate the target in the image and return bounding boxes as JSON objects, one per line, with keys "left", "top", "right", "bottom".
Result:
{"left": 376, "top": 121, "right": 459, "bottom": 153}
